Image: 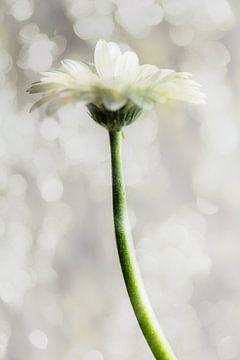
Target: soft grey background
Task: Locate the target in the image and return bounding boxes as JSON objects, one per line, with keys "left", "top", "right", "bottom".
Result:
{"left": 0, "top": 0, "right": 239, "bottom": 359}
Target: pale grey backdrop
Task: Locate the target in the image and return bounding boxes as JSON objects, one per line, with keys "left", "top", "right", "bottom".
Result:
{"left": 0, "top": 0, "right": 239, "bottom": 359}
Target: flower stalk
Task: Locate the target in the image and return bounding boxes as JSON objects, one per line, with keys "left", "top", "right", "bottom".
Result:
{"left": 109, "top": 130, "right": 177, "bottom": 360}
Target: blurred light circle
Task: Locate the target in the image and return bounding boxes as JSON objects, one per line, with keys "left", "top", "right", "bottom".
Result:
{"left": 217, "top": 336, "right": 239, "bottom": 360}
{"left": 28, "top": 51, "right": 53, "bottom": 72}
{"left": 40, "top": 177, "right": 64, "bottom": 202}
{"left": 40, "top": 117, "right": 60, "bottom": 141}
{"left": 169, "top": 25, "right": 194, "bottom": 46}
{"left": 29, "top": 330, "right": 48, "bottom": 350}
{"left": 0, "top": 282, "right": 15, "bottom": 303}
{"left": 19, "top": 23, "right": 39, "bottom": 43}
{"left": 69, "top": 0, "right": 94, "bottom": 18}
{"left": 145, "top": 4, "right": 164, "bottom": 26}
{"left": 28, "top": 39, "right": 54, "bottom": 71}
{"left": 52, "top": 35, "right": 67, "bottom": 55}
{"left": 11, "top": 0, "right": 34, "bottom": 21}
{"left": 203, "top": 41, "right": 230, "bottom": 67}
{"left": 65, "top": 136, "right": 85, "bottom": 161}
{"left": 196, "top": 197, "right": 218, "bottom": 215}
{"left": 0, "top": 50, "right": 12, "bottom": 73}
{"left": 38, "top": 231, "right": 59, "bottom": 250}
{"left": 94, "top": 0, "right": 114, "bottom": 15}
{"left": 74, "top": 19, "right": 96, "bottom": 40}
{"left": 116, "top": 2, "right": 148, "bottom": 36}
{"left": 162, "top": 0, "right": 187, "bottom": 17}
{"left": 204, "top": 0, "right": 235, "bottom": 30}
{"left": 96, "top": 15, "right": 114, "bottom": 38}
{"left": 74, "top": 15, "right": 114, "bottom": 40}
{"left": 83, "top": 350, "right": 104, "bottom": 360}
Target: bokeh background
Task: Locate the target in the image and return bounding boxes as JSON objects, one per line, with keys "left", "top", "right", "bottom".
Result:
{"left": 0, "top": 0, "right": 239, "bottom": 359}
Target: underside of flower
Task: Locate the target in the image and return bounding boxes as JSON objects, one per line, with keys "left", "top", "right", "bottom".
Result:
{"left": 87, "top": 103, "right": 143, "bottom": 131}
{"left": 27, "top": 40, "right": 205, "bottom": 130}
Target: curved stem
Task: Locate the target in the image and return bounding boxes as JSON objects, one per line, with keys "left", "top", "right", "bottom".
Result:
{"left": 109, "top": 130, "right": 177, "bottom": 360}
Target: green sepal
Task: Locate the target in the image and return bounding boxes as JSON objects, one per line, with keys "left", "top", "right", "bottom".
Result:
{"left": 87, "top": 102, "right": 143, "bottom": 131}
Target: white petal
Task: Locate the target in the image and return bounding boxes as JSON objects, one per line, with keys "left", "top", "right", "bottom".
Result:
{"left": 135, "top": 64, "right": 159, "bottom": 82}
{"left": 154, "top": 72, "right": 206, "bottom": 104}
{"left": 149, "top": 69, "right": 175, "bottom": 84}
{"left": 40, "top": 71, "right": 72, "bottom": 85}
{"left": 129, "top": 92, "right": 155, "bottom": 110}
{"left": 158, "top": 69, "right": 176, "bottom": 79}
{"left": 94, "top": 40, "right": 121, "bottom": 79}
{"left": 134, "top": 66, "right": 175, "bottom": 87}
{"left": 107, "top": 42, "right": 121, "bottom": 61}
{"left": 114, "top": 51, "right": 139, "bottom": 82}
{"left": 61, "top": 60, "right": 94, "bottom": 86}
{"left": 61, "top": 59, "right": 92, "bottom": 76}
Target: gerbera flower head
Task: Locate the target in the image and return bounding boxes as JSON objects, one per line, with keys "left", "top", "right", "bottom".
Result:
{"left": 27, "top": 40, "right": 205, "bottom": 131}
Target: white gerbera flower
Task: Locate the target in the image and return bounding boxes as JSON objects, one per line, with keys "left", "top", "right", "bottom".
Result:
{"left": 28, "top": 40, "right": 205, "bottom": 130}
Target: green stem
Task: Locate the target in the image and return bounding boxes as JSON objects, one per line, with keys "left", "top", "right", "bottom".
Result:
{"left": 109, "top": 130, "right": 177, "bottom": 360}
